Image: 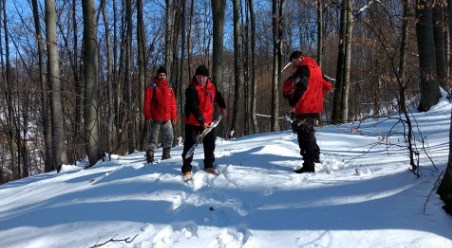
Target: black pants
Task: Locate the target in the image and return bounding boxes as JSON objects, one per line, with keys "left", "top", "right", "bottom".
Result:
{"left": 181, "top": 124, "right": 216, "bottom": 173}
{"left": 292, "top": 113, "right": 321, "bottom": 169}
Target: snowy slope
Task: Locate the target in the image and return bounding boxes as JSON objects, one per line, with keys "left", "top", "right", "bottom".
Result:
{"left": 0, "top": 98, "right": 451, "bottom": 248}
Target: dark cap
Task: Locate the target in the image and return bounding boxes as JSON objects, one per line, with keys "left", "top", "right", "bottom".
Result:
{"left": 157, "top": 66, "right": 167, "bottom": 75}
{"left": 289, "top": 51, "right": 304, "bottom": 61}
{"left": 195, "top": 65, "right": 209, "bottom": 77}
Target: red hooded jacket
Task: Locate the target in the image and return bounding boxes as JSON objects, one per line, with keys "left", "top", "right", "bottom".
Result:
{"left": 143, "top": 77, "right": 177, "bottom": 122}
{"left": 283, "top": 57, "right": 332, "bottom": 114}
{"left": 183, "top": 79, "right": 226, "bottom": 126}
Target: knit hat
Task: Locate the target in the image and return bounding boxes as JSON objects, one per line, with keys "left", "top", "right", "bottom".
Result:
{"left": 156, "top": 66, "right": 167, "bottom": 76}
{"left": 195, "top": 65, "right": 209, "bottom": 77}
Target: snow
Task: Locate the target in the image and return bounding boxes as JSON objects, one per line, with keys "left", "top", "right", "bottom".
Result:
{"left": 1, "top": 97, "right": 452, "bottom": 248}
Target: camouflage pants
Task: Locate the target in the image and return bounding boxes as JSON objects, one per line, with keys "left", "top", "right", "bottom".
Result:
{"left": 146, "top": 120, "right": 174, "bottom": 152}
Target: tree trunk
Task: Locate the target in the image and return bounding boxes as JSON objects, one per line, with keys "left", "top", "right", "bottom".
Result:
{"left": 271, "top": 0, "right": 280, "bottom": 132}
{"left": 125, "top": 0, "right": 135, "bottom": 153}
{"left": 45, "top": 0, "right": 68, "bottom": 172}
{"left": 317, "top": 0, "right": 323, "bottom": 67}
{"left": 432, "top": 3, "right": 447, "bottom": 89}
{"left": 32, "top": 0, "right": 53, "bottom": 172}
{"left": 231, "top": 0, "right": 243, "bottom": 137}
{"left": 73, "top": 0, "right": 83, "bottom": 163}
{"left": 249, "top": 0, "right": 258, "bottom": 134}
{"left": 176, "top": 0, "right": 187, "bottom": 144}
{"left": 211, "top": 0, "right": 226, "bottom": 135}
{"left": 100, "top": 0, "right": 114, "bottom": 160}
{"left": 165, "top": 0, "right": 173, "bottom": 72}
{"left": 416, "top": 0, "right": 441, "bottom": 112}
{"left": 187, "top": 0, "right": 195, "bottom": 79}
{"left": 341, "top": 0, "right": 353, "bottom": 123}
{"left": 0, "top": 0, "right": 18, "bottom": 178}
{"left": 82, "top": 0, "right": 103, "bottom": 166}
{"left": 137, "top": 0, "right": 147, "bottom": 150}
{"left": 332, "top": 0, "right": 347, "bottom": 124}
{"left": 437, "top": 105, "right": 452, "bottom": 214}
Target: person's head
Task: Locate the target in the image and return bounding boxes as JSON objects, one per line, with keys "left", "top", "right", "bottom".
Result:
{"left": 156, "top": 66, "right": 167, "bottom": 79}
{"left": 194, "top": 65, "right": 209, "bottom": 86}
{"left": 289, "top": 51, "right": 304, "bottom": 66}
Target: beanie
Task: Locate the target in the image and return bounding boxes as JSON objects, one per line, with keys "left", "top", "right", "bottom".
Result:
{"left": 195, "top": 65, "right": 209, "bottom": 77}
{"left": 156, "top": 66, "right": 167, "bottom": 76}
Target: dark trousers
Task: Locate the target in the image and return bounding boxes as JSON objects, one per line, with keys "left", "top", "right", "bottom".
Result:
{"left": 181, "top": 124, "right": 216, "bottom": 173}
{"left": 292, "top": 113, "right": 321, "bottom": 169}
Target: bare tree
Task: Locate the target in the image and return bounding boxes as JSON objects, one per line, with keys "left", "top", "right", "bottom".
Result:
{"left": 46, "top": 0, "right": 68, "bottom": 172}
{"left": 0, "top": 0, "right": 18, "bottom": 178}
{"left": 271, "top": 0, "right": 284, "bottom": 132}
{"left": 231, "top": 0, "right": 243, "bottom": 137}
{"left": 82, "top": 0, "right": 103, "bottom": 166}
{"left": 137, "top": 0, "right": 147, "bottom": 149}
{"left": 249, "top": 0, "right": 258, "bottom": 134}
{"left": 125, "top": 0, "right": 135, "bottom": 153}
{"left": 432, "top": 2, "right": 447, "bottom": 90}
{"left": 438, "top": 103, "right": 452, "bottom": 214}
{"left": 99, "top": 0, "right": 114, "bottom": 160}
{"left": 32, "top": 0, "right": 53, "bottom": 172}
{"left": 211, "top": 0, "right": 225, "bottom": 88}
{"left": 416, "top": 0, "right": 441, "bottom": 112}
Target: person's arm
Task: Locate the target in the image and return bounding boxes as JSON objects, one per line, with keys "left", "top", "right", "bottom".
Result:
{"left": 185, "top": 85, "right": 205, "bottom": 126}
{"left": 215, "top": 89, "right": 227, "bottom": 117}
{"left": 143, "top": 85, "right": 154, "bottom": 121}
{"left": 170, "top": 88, "right": 178, "bottom": 123}
{"left": 288, "top": 66, "right": 309, "bottom": 107}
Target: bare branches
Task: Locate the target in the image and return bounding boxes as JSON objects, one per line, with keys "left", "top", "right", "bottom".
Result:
{"left": 89, "top": 234, "right": 139, "bottom": 248}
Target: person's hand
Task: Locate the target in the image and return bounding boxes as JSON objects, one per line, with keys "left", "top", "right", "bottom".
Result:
{"left": 203, "top": 123, "right": 210, "bottom": 129}
{"left": 172, "top": 120, "right": 177, "bottom": 125}
{"left": 146, "top": 118, "right": 152, "bottom": 123}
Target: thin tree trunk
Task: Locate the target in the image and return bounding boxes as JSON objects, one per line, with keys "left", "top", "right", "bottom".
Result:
{"left": 416, "top": 0, "right": 441, "bottom": 112}
{"left": 32, "top": 0, "right": 53, "bottom": 172}
{"left": 232, "top": 0, "right": 243, "bottom": 137}
{"left": 125, "top": 0, "right": 135, "bottom": 153}
{"left": 432, "top": 3, "right": 447, "bottom": 89}
{"left": 211, "top": 0, "right": 226, "bottom": 135}
{"left": 332, "top": 0, "right": 347, "bottom": 124}
{"left": 187, "top": 0, "right": 195, "bottom": 79}
{"left": 341, "top": 0, "right": 353, "bottom": 123}
{"left": 271, "top": 0, "right": 280, "bottom": 132}
{"left": 100, "top": 0, "right": 114, "bottom": 160}
{"left": 249, "top": 0, "right": 258, "bottom": 134}
{"left": 165, "top": 0, "right": 173, "bottom": 71}
{"left": 73, "top": 0, "right": 83, "bottom": 163}
{"left": 437, "top": 102, "right": 452, "bottom": 213}
{"left": 82, "top": 0, "right": 103, "bottom": 166}
{"left": 45, "top": 0, "right": 68, "bottom": 172}
{"left": 176, "top": 0, "right": 187, "bottom": 144}
{"left": 0, "top": 0, "right": 18, "bottom": 178}
{"left": 211, "top": 0, "right": 226, "bottom": 89}
{"left": 137, "top": 0, "right": 147, "bottom": 150}
{"left": 317, "top": 0, "right": 323, "bottom": 67}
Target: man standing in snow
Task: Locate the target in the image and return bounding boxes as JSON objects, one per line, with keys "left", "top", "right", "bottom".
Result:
{"left": 181, "top": 65, "right": 227, "bottom": 180}
{"left": 282, "top": 51, "right": 333, "bottom": 173}
{"left": 143, "top": 67, "right": 178, "bottom": 163}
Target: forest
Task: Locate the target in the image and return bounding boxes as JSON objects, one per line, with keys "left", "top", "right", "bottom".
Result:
{"left": 0, "top": 0, "right": 451, "bottom": 209}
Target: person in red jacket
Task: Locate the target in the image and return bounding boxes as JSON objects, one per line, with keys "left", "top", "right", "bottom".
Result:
{"left": 181, "top": 65, "right": 227, "bottom": 180}
{"left": 283, "top": 51, "right": 333, "bottom": 173}
{"left": 143, "top": 67, "right": 178, "bottom": 163}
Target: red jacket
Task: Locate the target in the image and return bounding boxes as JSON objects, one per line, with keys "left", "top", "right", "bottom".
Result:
{"left": 283, "top": 57, "right": 332, "bottom": 114}
{"left": 183, "top": 79, "right": 226, "bottom": 126}
{"left": 143, "top": 77, "right": 177, "bottom": 122}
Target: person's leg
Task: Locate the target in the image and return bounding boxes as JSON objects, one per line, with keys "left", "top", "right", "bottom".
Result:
{"left": 181, "top": 124, "right": 200, "bottom": 173}
{"left": 294, "top": 125, "right": 315, "bottom": 173}
{"left": 146, "top": 121, "right": 162, "bottom": 162}
{"left": 161, "top": 121, "right": 174, "bottom": 159}
{"left": 202, "top": 128, "right": 216, "bottom": 169}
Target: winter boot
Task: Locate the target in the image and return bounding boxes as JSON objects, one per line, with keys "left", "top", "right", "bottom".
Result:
{"left": 204, "top": 167, "right": 219, "bottom": 175}
{"left": 183, "top": 171, "right": 192, "bottom": 181}
{"left": 162, "top": 148, "right": 171, "bottom": 160}
{"left": 294, "top": 162, "right": 315, "bottom": 173}
{"left": 146, "top": 150, "right": 155, "bottom": 163}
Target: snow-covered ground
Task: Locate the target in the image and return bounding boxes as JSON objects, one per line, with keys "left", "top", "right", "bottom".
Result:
{"left": 1, "top": 98, "right": 452, "bottom": 248}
